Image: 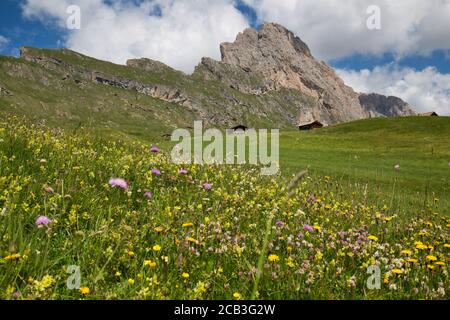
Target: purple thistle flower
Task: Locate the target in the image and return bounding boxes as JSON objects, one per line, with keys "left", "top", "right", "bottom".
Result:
{"left": 144, "top": 192, "right": 153, "bottom": 199}
{"left": 36, "top": 216, "right": 52, "bottom": 227}
{"left": 202, "top": 182, "right": 212, "bottom": 190}
{"left": 276, "top": 221, "right": 285, "bottom": 227}
{"left": 179, "top": 169, "right": 188, "bottom": 175}
{"left": 44, "top": 186, "right": 54, "bottom": 194}
{"left": 150, "top": 145, "right": 160, "bottom": 153}
{"left": 109, "top": 178, "right": 129, "bottom": 190}
{"left": 151, "top": 169, "right": 161, "bottom": 175}
{"left": 303, "top": 224, "right": 314, "bottom": 233}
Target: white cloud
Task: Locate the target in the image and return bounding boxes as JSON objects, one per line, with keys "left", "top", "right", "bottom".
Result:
{"left": 243, "top": 0, "right": 450, "bottom": 61}
{"left": 22, "top": 0, "right": 249, "bottom": 73}
{"left": 0, "top": 35, "right": 9, "bottom": 52}
{"left": 337, "top": 65, "right": 450, "bottom": 115}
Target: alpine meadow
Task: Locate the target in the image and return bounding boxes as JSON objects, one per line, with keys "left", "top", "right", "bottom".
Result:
{"left": 0, "top": 3, "right": 449, "bottom": 302}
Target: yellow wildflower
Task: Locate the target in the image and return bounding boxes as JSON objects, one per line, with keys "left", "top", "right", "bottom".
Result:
{"left": 368, "top": 235, "right": 378, "bottom": 242}
{"left": 4, "top": 253, "right": 21, "bottom": 261}
{"left": 426, "top": 255, "right": 437, "bottom": 262}
{"left": 233, "top": 292, "right": 241, "bottom": 300}
{"left": 182, "top": 273, "right": 190, "bottom": 279}
{"left": 153, "top": 245, "right": 161, "bottom": 252}
{"left": 392, "top": 269, "right": 403, "bottom": 274}
{"left": 407, "top": 258, "right": 418, "bottom": 264}
{"left": 268, "top": 254, "right": 280, "bottom": 263}
{"left": 154, "top": 227, "right": 163, "bottom": 233}
{"left": 182, "top": 222, "right": 194, "bottom": 228}
{"left": 186, "top": 237, "right": 199, "bottom": 244}
{"left": 80, "top": 287, "right": 90, "bottom": 295}
{"left": 144, "top": 260, "right": 157, "bottom": 268}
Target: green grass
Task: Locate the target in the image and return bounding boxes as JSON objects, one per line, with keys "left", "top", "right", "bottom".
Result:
{"left": 279, "top": 117, "right": 450, "bottom": 214}
{"left": 0, "top": 116, "right": 448, "bottom": 300}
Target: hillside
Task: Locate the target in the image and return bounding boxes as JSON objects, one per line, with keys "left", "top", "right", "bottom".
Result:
{"left": 280, "top": 117, "right": 450, "bottom": 212}
{"left": 0, "top": 117, "right": 448, "bottom": 300}
{"left": 0, "top": 23, "right": 415, "bottom": 138}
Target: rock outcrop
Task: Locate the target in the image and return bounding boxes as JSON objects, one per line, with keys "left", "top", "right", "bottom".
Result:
{"left": 5, "top": 23, "right": 416, "bottom": 129}
{"left": 196, "top": 23, "right": 415, "bottom": 125}
{"left": 359, "top": 93, "right": 416, "bottom": 118}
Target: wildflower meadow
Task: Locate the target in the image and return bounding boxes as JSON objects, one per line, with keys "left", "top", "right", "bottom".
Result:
{"left": 0, "top": 117, "right": 448, "bottom": 300}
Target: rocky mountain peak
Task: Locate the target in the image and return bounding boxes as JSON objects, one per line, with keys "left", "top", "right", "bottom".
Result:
{"left": 220, "top": 23, "right": 312, "bottom": 69}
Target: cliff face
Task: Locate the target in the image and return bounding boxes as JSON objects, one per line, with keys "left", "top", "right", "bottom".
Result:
{"left": 1, "top": 23, "right": 415, "bottom": 131}
{"left": 196, "top": 23, "right": 415, "bottom": 125}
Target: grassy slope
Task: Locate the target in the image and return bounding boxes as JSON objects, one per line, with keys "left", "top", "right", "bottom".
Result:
{"left": 280, "top": 117, "right": 450, "bottom": 213}
{"left": 0, "top": 117, "right": 448, "bottom": 300}
{"left": 1, "top": 48, "right": 303, "bottom": 131}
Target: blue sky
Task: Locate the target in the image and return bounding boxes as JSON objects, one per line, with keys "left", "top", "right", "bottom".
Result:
{"left": 1, "top": 0, "right": 448, "bottom": 73}
{"left": 0, "top": 0, "right": 449, "bottom": 114}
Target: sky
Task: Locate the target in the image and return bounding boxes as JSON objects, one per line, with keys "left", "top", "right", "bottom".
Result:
{"left": 0, "top": 0, "right": 449, "bottom": 115}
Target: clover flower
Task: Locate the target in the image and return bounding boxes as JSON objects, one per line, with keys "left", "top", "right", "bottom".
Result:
{"left": 202, "top": 182, "right": 212, "bottom": 190}
{"left": 150, "top": 145, "right": 160, "bottom": 153}
{"left": 109, "top": 178, "right": 128, "bottom": 190}
{"left": 36, "top": 216, "right": 52, "bottom": 227}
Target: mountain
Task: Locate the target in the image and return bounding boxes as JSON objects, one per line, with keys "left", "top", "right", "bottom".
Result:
{"left": 0, "top": 23, "right": 415, "bottom": 137}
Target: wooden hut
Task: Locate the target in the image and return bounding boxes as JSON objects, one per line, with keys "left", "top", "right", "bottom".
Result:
{"left": 298, "top": 120, "right": 324, "bottom": 131}
{"left": 420, "top": 112, "right": 439, "bottom": 116}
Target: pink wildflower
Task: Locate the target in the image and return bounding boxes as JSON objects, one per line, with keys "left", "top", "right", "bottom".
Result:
{"left": 109, "top": 178, "right": 129, "bottom": 190}
{"left": 36, "top": 216, "right": 52, "bottom": 227}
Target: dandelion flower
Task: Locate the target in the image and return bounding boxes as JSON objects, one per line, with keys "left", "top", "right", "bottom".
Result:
{"left": 368, "top": 235, "right": 379, "bottom": 242}
{"left": 128, "top": 279, "right": 135, "bottom": 285}
{"left": 233, "top": 292, "right": 241, "bottom": 300}
{"left": 182, "top": 222, "right": 194, "bottom": 228}
{"left": 401, "top": 249, "right": 412, "bottom": 256}
{"left": 154, "top": 227, "right": 163, "bottom": 233}
{"left": 426, "top": 255, "right": 437, "bottom": 262}
{"left": 4, "top": 253, "right": 21, "bottom": 261}
{"left": 153, "top": 245, "right": 161, "bottom": 252}
{"left": 268, "top": 254, "right": 280, "bottom": 263}
{"left": 182, "top": 273, "right": 190, "bottom": 279}
{"left": 392, "top": 269, "right": 403, "bottom": 274}
{"left": 80, "top": 287, "right": 90, "bottom": 295}
{"left": 35, "top": 216, "right": 52, "bottom": 227}
{"left": 407, "top": 258, "right": 418, "bottom": 264}
{"left": 144, "top": 260, "right": 157, "bottom": 268}
{"left": 109, "top": 178, "right": 128, "bottom": 190}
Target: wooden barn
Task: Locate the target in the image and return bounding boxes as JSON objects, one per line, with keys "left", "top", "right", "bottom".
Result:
{"left": 231, "top": 125, "right": 248, "bottom": 131}
{"left": 298, "top": 120, "right": 324, "bottom": 131}
{"left": 420, "top": 112, "right": 439, "bottom": 117}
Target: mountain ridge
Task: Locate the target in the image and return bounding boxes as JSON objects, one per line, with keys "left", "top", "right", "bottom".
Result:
{"left": 0, "top": 23, "right": 415, "bottom": 136}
